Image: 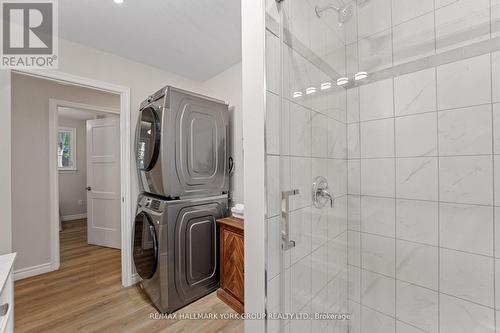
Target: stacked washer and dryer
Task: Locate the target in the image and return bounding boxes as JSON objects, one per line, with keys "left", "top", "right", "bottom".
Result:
{"left": 132, "top": 86, "right": 230, "bottom": 314}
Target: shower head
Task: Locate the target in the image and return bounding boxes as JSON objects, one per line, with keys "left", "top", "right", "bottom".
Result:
{"left": 315, "top": 0, "right": 353, "bottom": 26}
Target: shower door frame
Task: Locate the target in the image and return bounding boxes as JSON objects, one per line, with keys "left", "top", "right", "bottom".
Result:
{"left": 241, "top": 0, "right": 268, "bottom": 333}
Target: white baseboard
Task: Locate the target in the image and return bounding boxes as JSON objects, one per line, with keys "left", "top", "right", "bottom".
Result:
{"left": 61, "top": 213, "right": 87, "bottom": 222}
{"left": 14, "top": 262, "right": 53, "bottom": 280}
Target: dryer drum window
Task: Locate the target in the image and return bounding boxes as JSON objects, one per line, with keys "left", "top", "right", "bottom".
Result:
{"left": 133, "top": 212, "right": 158, "bottom": 279}
{"left": 137, "top": 107, "right": 161, "bottom": 171}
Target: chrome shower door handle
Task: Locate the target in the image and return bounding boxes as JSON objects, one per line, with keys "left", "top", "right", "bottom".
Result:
{"left": 282, "top": 189, "right": 300, "bottom": 251}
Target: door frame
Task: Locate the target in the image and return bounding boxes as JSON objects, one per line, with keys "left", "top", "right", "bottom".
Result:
{"left": 241, "top": 0, "right": 266, "bottom": 332}
{"left": 13, "top": 69, "right": 134, "bottom": 287}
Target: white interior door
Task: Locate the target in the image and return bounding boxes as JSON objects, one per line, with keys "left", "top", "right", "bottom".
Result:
{"left": 86, "top": 117, "right": 121, "bottom": 249}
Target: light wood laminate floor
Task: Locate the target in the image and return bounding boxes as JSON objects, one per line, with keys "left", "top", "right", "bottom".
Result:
{"left": 14, "top": 219, "right": 243, "bottom": 333}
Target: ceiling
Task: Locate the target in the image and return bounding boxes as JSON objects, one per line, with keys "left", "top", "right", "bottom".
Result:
{"left": 58, "top": 107, "right": 117, "bottom": 121}
{"left": 59, "top": 0, "right": 242, "bottom": 81}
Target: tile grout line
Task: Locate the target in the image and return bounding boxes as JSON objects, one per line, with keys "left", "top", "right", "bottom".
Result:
{"left": 390, "top": 1, "right": 398, "bottom": 328}
{"left": 348, "top": 291, "right": 491, "bottom": 331}
{"left": 344, "top": 19, "right": 351, "bottom": 329}
{"left": 488, "top": 3, "right": 497, "bottom": 329}
{"left": 276, "top": 7, "right": 285, "bottom": 329}
{"left": 357, "top": 89, "right": 363, "bottom": 332}
{"left": 352, "top": 101, "right": 495, "bottom": 124}
{"left": 308, "top": 30, "right": 313, "bottom": 331}
{"left": 490, "top": 6, "right": 497, "bottom": 327}
{"left": 347, "top": 228, "right": 496, "bottom": 258}
{"left": 340, "top": 193, "right": 500, "bottom": 210}
{"left": 433, "top": 0, "right": 441, "bottom": 328}
{"left": 348, "top": 262, "right": 497, "bottom": 308}
{"left": 344, "top": 64, "right": 351, "bottom": 332}
{"left": 343, "top": 153, "right": 500, "bottom": 160}
{"left": 344, "top": 0, "right": 467, "bottom": 48}
{"left": 355, "top": 6, "right": 363, "bottom": 330}
{"left": 355, "top": 300, "right": 431, "bottom": 333}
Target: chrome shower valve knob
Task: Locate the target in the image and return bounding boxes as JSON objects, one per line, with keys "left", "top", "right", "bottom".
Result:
{"left": 312, "top": 176, "right": 335, "bottom": 209}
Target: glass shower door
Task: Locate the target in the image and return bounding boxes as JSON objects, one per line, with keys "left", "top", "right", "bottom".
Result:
{"left": 265, "top": 0, "right": 349, "bottom": 332}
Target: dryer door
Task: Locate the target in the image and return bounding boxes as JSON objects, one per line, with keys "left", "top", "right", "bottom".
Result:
{"left": 136, "top": 106, "right": 161, "bottom": 171}
{"left": 133, "top": 212, "right": 158, "bottom": 280}
{"left": 170, "top": 89, "right": 229, "bottom": 196}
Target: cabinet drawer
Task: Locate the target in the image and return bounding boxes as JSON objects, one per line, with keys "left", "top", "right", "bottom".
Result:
{"left": 0, "top": 273, "right": 13, "bottom": 333}
{"left": 216, "top": 217, "right": 244, "bottom": 314}
{"left": 221, "top": 229, "right": 244, "bottom": 300}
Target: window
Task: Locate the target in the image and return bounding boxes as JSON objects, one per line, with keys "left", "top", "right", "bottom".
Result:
{"left": 57, "top": 127, "right": 77, "bottom": 171}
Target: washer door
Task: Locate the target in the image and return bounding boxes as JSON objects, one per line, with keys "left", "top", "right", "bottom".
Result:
{"left": 133, "top": 212, "right": 158, "bottom": 280}
{"left": 136, "top": 106, "right": 161, "bottom": 171}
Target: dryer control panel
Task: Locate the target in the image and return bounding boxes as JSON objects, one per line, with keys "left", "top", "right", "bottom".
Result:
{"left": 144, "top": 197, "right": 165, "bottom": 212}
{"left": 139, "top": 195, "right": 167, "bottom": 214}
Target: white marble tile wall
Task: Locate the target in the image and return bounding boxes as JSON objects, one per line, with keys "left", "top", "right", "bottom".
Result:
{"left": 345, "top": 1, "right": 499, "bottom": 332}
{"left": 266, "top": 0, "right": 499, "bottom": 332}
{"left": 264, "top": 1, "right": 349, "bottom": 333}
{"left": 347, "top": 49, "right": 499, "bottom": 333}
{"left": 345, "top": 0, "right": 493, "bottom": 75}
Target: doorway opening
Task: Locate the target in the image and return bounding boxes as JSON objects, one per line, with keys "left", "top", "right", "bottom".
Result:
{"left": 48, "top": 97, "right": 125, "bottom": 269}
{"left": 56, "top": 106, "right": 121, "bottom": 267}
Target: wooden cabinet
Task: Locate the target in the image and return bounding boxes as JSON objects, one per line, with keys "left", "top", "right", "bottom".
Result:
{"left": 217, "top": 217, "right": 244, "bottom": 314}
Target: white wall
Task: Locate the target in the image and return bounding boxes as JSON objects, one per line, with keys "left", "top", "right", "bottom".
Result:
{"left": 201, "top": 62, "right": 243, "bottom": 204}
{"left": 11, "top": 74, "right": 120, "bottom": 270}
{"left": 0, "top": 71, "right": 11, "bottom": 255}
{"left": 57, "top": 116, "right": 89, "bottom": 218}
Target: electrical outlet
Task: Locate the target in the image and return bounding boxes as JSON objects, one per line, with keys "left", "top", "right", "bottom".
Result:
{"left": 78, "top": 200, "right": 83, "bottom": 205}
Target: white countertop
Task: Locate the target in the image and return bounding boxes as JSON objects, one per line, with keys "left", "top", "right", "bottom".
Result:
{"left": 0, "top": 253, "right": 16, "bottom": 292}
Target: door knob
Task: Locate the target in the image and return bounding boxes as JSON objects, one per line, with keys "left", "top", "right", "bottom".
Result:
{"left": 86, "top": 186, "right": 92, "bottom": 191}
